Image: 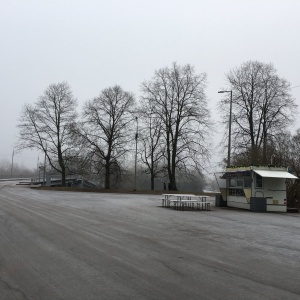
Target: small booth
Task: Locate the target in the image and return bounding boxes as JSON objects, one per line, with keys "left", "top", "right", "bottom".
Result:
{"left": 217, "top": 165, "right": 298, "bottom": 212}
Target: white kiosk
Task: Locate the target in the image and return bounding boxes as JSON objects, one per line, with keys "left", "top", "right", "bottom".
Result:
{"left": 218, "top": 165, "right": 298, "bottom": 212}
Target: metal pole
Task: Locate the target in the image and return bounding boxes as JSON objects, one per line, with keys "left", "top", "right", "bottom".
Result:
{"left": 218, "top": 90, "right": 233, "bottom": 167}
{"left": 134, "top": 117, "right": 138, "bottom": 191}
{"left": 228, "top": 91, "right": 233, "bottom": 167}
{"left": 43, "top": 150, "right": 46, "bottom": 186}
{"left": 11, "top": 148, "right": 14, "bottom": 178}
{"left": 38, "top": 155, "right": 40, "bottom": 183}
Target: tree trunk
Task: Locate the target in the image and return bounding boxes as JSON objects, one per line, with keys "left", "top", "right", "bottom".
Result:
{"left": 105, "top": 162, "right": 110, "bottom": 189}
{"left": 170, "top": 156, "right": 178, "bottom": 190}
{"left": 169, "top": 174, "right": 177, "bottom": 190}
{"left": 61, "top": 166, "right": 66, "bottom": 186}
{"left": 57, "top": 143, "right": 66, "bottom": 186}
{"left": 262, "top": 124, "right": 267, "bottom": 165}
{"left": 169, "top": 137, "right": 178, "bottom": 190}
{"left": 251, "top": 146, "right": 259, "bottom": 165}
{"left": 151, "top": 172, "right": 154, "bottom": 190}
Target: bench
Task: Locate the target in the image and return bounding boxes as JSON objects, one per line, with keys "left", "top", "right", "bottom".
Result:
{"left": 176, "top": 200, "right": 212, "bottom": 211}
{"left": 161, "top": 197, "right": 212, "bottom": 211}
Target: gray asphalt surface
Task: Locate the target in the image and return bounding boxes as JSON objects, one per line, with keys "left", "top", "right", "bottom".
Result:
{"left": 0, "top": 181, "right": 300, "bottom": 300}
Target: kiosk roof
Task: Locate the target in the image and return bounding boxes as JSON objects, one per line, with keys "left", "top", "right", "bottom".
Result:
{"left": 253, "top": 170, "right": 298, "bottom": 179}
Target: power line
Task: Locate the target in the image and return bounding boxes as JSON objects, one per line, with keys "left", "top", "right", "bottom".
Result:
{"left": 291, "top": 84, "right": 300, "bottom": 89}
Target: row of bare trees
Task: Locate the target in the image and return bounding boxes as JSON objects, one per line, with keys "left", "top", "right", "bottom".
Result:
{"left": 17, "top": 63, "right": 211, "bottom": 190}
{"left": 17, "top": 60, "right": 299, "bottom": 191}
{"left": 0, "top": 159, "right": 34, "bottom": 178}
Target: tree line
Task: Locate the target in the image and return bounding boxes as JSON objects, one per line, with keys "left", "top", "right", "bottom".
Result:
{"left": 0, "top": 159, "right": 34, "bottom": 179}
{"left": 17, "top": 61, "right": 299, "bottom": 195}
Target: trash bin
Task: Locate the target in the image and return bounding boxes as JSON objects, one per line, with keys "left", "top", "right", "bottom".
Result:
{"left": 250, "top": 197, "right": 266, "bottom": 212}
{"left": 215, "top": 194, "right": 227, "bottom": 207}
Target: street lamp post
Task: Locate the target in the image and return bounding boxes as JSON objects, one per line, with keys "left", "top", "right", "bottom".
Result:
{"left": 43, "top": 147, "right": 47, "bottom": 186}
{"left": 134, "top": 116, "right": 138, "bottom": 191}
{"left": 218, "top": 90, "right": 233, "bottom": 167}
{"left": 11, "top": 148, "right": 15, "bottom": 178}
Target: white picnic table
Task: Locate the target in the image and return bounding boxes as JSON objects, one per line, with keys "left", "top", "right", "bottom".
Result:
{"left": 161, "top": 194, "right": 212, "bottom": 211}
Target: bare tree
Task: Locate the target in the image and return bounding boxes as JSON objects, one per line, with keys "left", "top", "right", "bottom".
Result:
{"left": 219, "top": 61, "right": 297, "bottom": 165}
{"left": 18, "top": 82, "right": 78, "bottom": 186}
{"left": 139, "top": 103, "right": 165, "bottom": 190}
{"left": 269, "top": 130, "right": 300, "bottom": 208}
{"left": 141, "top": 63, "right": 211, "bottom": 190}
{"left": 76, "top": 85, "right": 135, "bottom": 189}
{"left": 286, "top": 130, "right": 300, "bottom": 208}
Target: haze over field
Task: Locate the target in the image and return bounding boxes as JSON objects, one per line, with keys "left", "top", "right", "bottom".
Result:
{"left": 1, "top": 0, "right": 300, "bottom": 175}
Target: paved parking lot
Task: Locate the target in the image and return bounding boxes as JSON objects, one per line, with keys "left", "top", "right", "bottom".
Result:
{"left": 0, "top": 181, "right": 300, "bottom": 299}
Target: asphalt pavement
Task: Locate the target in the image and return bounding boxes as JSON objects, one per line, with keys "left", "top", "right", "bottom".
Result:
{"left": 0, "top": 181, "right": 300, "bottom": 300}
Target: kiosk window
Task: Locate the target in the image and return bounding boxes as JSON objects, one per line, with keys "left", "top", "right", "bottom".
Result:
{"left": 244, "top": 177, "right": 252, "bottom": 188}
{"left": 229, "top": 178, "right": 236, "bottom": 187}
{"left": 236, "top": 177, "right": 243, "bottom": 187}
{"left": 255, "top": 174, "right": 263, "bottom": 188}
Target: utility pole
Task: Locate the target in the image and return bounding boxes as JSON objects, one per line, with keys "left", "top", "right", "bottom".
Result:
{"left": 134, "top": 116, "right": 138, "bottom": 191}
{"left": 11, "top": 148, "right": 15, "bottom": 178}
{"left": 218, "top": 90, "right": 233, "bottom": 167}
{"left": 43, "top": 149, "right": 46, "bottom": 186}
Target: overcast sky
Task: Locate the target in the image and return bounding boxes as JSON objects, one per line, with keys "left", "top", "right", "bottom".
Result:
{"left": 1, "top": 0, "right": 300, "bottom": 174}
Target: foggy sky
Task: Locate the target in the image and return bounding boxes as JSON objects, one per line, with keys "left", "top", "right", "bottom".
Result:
{"left": 1, "top": 0, "right": 300, "bottom": 174}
